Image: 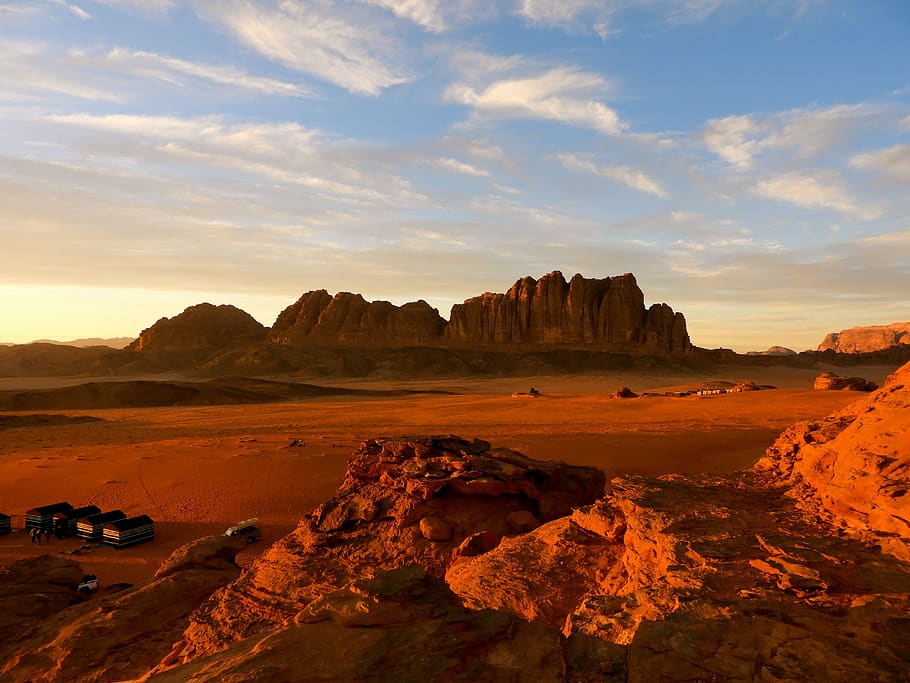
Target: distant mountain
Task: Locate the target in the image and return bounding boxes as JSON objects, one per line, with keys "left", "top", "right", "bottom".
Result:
{"left": 127, "top": 303, "right": 267, "bottom": 368}
{"left": 818, "top": 323, "right": 910, "bottom": 354}
{"left": 28, "top": 337, "right": 135, "bottom": 349}
{"left": 745, "top": 346, "right": 797, "bottom": 356}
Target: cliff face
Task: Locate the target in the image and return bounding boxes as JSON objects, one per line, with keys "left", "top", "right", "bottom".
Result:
{"left": 818, "top": 322, "right": 910, "bottom": 353}
{"left": 268, "top": 291, "right": 446, "bottom": 346}
{"left": 446, "top": 272, "right": 690, "bottom": 353}
{"left": 127, "top": 304, "right": 266, "bottom": 357}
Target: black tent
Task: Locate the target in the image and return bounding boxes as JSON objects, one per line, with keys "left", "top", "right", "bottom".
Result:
{"left": 54, "top": 505, "right": 102, "bottom": 537}
{"left": 76, "top": 509, "right": 127, "bottom": 541}
{"left": 103, "top": 515, "right": 154, "bottom": 548}
{"left": 26, "top": 502, "right": 73, "bottom": 531}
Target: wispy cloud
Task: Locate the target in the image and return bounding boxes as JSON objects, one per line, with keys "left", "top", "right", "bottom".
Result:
{"left": 558, "top": 153, "right": 668, "bottom": 197}
{"left": 50, "top": 0, "right": 90, "bottom": 20}
{"left": 435, "top": 157, "right": 491, "bottom": 177}
{"left": 103, "top": 47, "right": 310, "bottom": 97}
{"left": 196, "top": 0, "right": 412, "bottom": 95}
{"left": 851, "top": 144, "right": 910, "bottom": 183}
{"left": 90, "top": 0, "right": 176, "bottom": 16}
{"left": 753, "top": 171, "right": 882, "bottom": 220}
{"left": 360, "top": 0, "right": 445, "bottom": 31}
{"left": 446, "top": 63, "right": 625, "bottom": 134}
{"left": 702, "top": 104, "right": 880, "bottom": 170}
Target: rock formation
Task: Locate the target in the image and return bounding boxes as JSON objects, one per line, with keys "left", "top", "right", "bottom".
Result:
{"left": 178, "top": 435, "right": 605, "bottom": 656}
{"left": 446, "top": 271, "right": 690, "bottom": 353}
{"left": 3, "top": 365, "right": 909, "bottom": 680}
{"left": 127, "top": 303, "right": 266, "bottom": 359}
{"left": 813, "top": 371, "right": 877, "bottom": 391}
{"left": 268, "top": 291, "right": 446, "bottom": 346}
{"left": 818, "top": 322, "right": 910, "bottom": 353}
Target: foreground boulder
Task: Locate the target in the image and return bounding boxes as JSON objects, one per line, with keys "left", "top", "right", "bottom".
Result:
{"left": 760, "top": 361, "right": 910, "bottom": 561}
{"left": 179, "top": 435, "right": 606, "bottom": 656}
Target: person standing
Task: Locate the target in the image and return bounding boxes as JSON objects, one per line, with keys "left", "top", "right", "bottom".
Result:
{"left": 30, "top": 527, "right": 36, "bottom": 544}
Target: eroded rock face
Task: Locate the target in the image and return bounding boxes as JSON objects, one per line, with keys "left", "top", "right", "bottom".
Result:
{"left": 268, "top": 290, "right": 447, "bottom": 346}
{"left": 818, "top": 322, "right": 910, "bottom": 353}
{"left": 0, "top": 536, "right": 245, "bottom": 683}
{"left": 144, "top": 567, "right": 568, "bottom": 683}
{"left": 127, "top": 303, "right": 266, "bottom": 358}
{"left": 446, "top": 271, "right": 691, "bottom": 353}
{"left": 759, "top": 360, "right": 910, "bottom": 561}
{"left": 178, "top": 435, "right": 606, "bottom": 657}
{"left": 813, "top": 371, "right": 878, "bottom": 391}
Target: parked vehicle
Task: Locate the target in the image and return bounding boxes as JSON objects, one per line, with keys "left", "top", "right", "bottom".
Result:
{"left": 224, "top": 518, "right": 261, "bottom": 543}
{"left": 78, "top": 574, "right": 98, "bottom": 593}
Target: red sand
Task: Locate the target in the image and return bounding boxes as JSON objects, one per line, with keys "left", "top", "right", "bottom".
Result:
{"left": 0, "top": 369, "right": 877, "bottom": 586}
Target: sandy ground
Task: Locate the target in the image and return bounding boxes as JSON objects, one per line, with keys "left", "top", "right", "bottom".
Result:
{"left": 0, "top": 366, "right": 890, "bottom": 588}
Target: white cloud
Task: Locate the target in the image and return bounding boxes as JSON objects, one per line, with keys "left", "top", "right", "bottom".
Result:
{"left": 197, "top": 0, "right": 411, "bottom": 95}
{"left": 558, "top": 153, "right": 668, "bottom": 197}
{"left": 703, "top": 104, "right": 879, "bottom": 170}
{"left": 435, "top": 157, "right": 491, "bottom": 177}
{"left": 851, "top": 144, "right": 910, "bottom": 183}
{"left": 360, "top": 0, "right": 445, "bottom": 31}
{"left": 753, "top": 171, "right": 882, "bottom": 220}
{"left": 702, "top": 114, "right": 760, "bottom": 170}
{"left": 0, "top": 39, "right": 122, "bottom": 102}
{"left": 446, "top": 66, "right": 624, "bottom": 134}
{"left": 104, "top": 47, "right": 310, "bottom": 97}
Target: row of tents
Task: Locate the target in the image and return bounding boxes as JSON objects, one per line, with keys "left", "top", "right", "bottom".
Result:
{"left": 4, "top": 501, "right": 155, "bottom": 548}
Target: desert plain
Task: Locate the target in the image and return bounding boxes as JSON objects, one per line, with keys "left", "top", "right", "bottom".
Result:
{"left": 0, "top": 364, "right": 891, "bottom": 589}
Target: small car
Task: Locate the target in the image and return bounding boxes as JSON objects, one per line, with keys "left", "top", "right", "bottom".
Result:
{"left": 77, "top": 574, "right": 99, "bottom": 593}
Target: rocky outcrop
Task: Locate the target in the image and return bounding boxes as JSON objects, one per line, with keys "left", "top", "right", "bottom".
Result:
{"left": 268, "top": 291, "right": 446, "bottom": 346}
{"left": 127, "top": 303, "right": 266, "bottom": 359}
{"left": 813, "top": 371, "right": 877, "bottom": 391}
{"left": 0, "top": 537, "right": 245, "bottom": 683}
{"left": 144, "top": 567, "right": 568, "bottom": 682}
{"left": 446, "top": 271, "right": 691, "bottom": 353}
{"left": 178, "top": 435, "right": 605, "bottom": 657}
{"left": 818, "top": 322, "right": 910, "bottom": 353}
{"left": 759, "top": 360, "right": 910, "bottom": 561}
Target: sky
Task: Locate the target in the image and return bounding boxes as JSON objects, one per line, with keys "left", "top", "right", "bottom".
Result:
{"left": 0, "top": 1, "right": 908, "bottom": 352}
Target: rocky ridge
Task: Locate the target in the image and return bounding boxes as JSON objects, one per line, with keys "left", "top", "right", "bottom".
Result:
{"left": 818, "top": 322, "right": 910, "bottom": 354}
{"left": 447, "top": 271, "right": 691, "bottom": 353}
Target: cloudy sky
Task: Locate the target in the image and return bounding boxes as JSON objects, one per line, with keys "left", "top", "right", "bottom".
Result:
{"left": 1, "top": 0, "right": 908, "bottom": 351}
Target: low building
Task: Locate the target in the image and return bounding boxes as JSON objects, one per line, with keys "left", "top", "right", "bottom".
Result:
{"left": 0, "top": 513, "right": 11, "bottom": 535}
{"left": 26, "top": 502, "right": 73, "bottom": 531}
{"left": 77, "top": 509, "right": 127, "bottom": 541}
{"left": 103, "top": 515, "right": 154, "bottom": 548}
{"left": 54, "top": 505, "right": 102, "bottom": 537}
